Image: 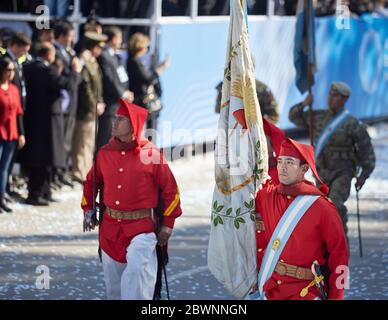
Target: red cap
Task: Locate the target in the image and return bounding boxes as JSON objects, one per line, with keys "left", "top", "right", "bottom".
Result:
{"left": 262, "top": 118, "right": 285, "bottom": 157}
{"left": 279, "top": 138, "right": 329, "bottom": 194}
{"left": 116, "top": 99, "right": 148, "bottom": 151}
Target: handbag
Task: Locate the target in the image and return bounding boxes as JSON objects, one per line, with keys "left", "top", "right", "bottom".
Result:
{"left": 140, "top": 85, "right": 162, "bottom": 113}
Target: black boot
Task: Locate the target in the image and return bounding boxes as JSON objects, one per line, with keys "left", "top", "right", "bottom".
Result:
{"left": 0, "top": 196, "right": 12, "bottom": 212}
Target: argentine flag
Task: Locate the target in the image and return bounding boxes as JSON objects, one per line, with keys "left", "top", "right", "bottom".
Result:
{"left": 294, "top": 0, "right": 317, "bottom": 94}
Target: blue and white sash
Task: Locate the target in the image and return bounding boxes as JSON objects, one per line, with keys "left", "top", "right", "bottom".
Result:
{"left": 247, "top": 195, "right": 319, "bottom": 300}
{"left": 314, "top": 108, "right": 351, "bottom": 159}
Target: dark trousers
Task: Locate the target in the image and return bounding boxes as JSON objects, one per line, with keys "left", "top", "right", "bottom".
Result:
{"left": 97, "top": 105, "right": 118, "bottom": 150}
{"left": 64, "top": 113, "right": 76, "bottom": 168}
{"left": 0, "top": 140, "right": 17, "bottom": 196}
{"left": 27, "top": 166, "right": 51, "bottom": 200}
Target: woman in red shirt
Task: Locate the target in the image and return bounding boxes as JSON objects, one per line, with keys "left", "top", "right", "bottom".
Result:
{"left": 0, "top": 56, "right": 25, "bottom": 213}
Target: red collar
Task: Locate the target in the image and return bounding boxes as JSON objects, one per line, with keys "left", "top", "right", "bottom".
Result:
{"left": 277, "top": 180, "right": 323, "bottom": 197}
{"left": 101, "top": 137, "right": 137, "bottom": 151}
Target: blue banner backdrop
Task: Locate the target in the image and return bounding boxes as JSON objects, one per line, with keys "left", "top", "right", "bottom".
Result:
{"left": 157, "top": 16, "right": 387, "bottom": 148}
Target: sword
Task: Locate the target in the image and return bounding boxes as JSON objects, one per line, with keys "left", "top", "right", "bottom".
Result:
{"left": 158, "top": 244, "right": 170, "bottom": 300}
{"left": 93, "top": 88, "right": 102, "bottom": 262}
{"left": 356, "top": 185, "right": 363, "bottom": 257}
{"left": 354, "top": 165, "right": 363, "bottom": 258}
{"left": 311, "top": 261, "right": 327, "bottom": 300}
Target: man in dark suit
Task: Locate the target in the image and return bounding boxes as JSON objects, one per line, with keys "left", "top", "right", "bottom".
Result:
{"left": 3, "top": 32, "right": 31, "bottom": 109}
{"left": 53, "top": 20, "right": 82, "bottom": 187}
{"left": 97, "top": 26, "right": 133, "bottom": 150}
{"left": 22, "top": 42, "right": 72, "bottom": 205}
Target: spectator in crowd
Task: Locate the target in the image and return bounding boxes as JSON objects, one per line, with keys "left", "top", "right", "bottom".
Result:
{"left": 30, "top": 28, "right": 55, "bottom": 57}
{"left": 74, "top": 15, "right": 103, "bottom": 56}
{"left": 2, "top": 32, "right": 30, "bottom": 200}
{"left": 127, "top": 32, "right": 169, "bottom": 131}
{"left": 21, "top": 42, "right": 71, "bottom": 205}
{"left": 72, "top": 32, "right": 106, "bottom": 183}
{"left": 0, "top": 57, "right": 25, "bottom": 212}
{"left": 3, "top": 32, "right": 31, "bottom": 109}
{"left": 49, "top": 57, "right": 67, "bottom": 193}
{"left": 96, "top": 26, "right": 133, "bottom": 150}
{"left": 53, "top": 19, "right": 82, "bottom": 187}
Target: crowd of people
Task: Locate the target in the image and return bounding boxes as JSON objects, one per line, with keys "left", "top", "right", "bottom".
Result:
{"left": 1, "top": 1, "right": 386, "bottom": 18}
{"left": 0, "top": 17, "right": 169, "bottom": 210}
{"left": 0, "top": 1, "right": 387, "bottom": 18}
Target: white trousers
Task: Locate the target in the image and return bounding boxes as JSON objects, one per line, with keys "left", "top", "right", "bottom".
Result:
{"left": 101, "top": 232, "right": 158, "bottom": 300}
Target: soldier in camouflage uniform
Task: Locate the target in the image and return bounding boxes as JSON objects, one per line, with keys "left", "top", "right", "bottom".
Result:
{"left": 288, "top": 81, "right": 375, "bottom": 234}
{"left": 215, "top": 79, "right": 279, "bottom": 124}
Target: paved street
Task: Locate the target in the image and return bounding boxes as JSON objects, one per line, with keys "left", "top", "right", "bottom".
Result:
{"left": 0, "top": 124, "right": 387, "bottom": 300}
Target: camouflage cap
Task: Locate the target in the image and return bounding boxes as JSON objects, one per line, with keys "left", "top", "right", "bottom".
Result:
{"left": 330, "top": 81, "right": 351, "bottom": 97}
{"left": 84, "top": 31, "right": 107, "bottom": 48}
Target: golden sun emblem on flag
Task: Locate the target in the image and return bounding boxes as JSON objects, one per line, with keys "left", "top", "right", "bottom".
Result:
{"left": 230, "top": 74, "right": 259, "bottom": 129}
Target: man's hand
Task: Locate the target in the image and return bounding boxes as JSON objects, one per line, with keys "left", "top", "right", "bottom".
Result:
{"left": 97, "top": 102, "right": 106, "bottom": 116}
{"left": 83, "top": 210, "right": 97, "bottom": 232}
{"left": 158, "top": 225, "right": 173, "bottom": 247}
{"left": 302, "top": 93, "right": 314, "bottom": 107}
{"left": 122, "top": 90, "right": 134, "bottom": 103}
{"left": 355, "top": 177, "right": 366, "bottom": 191}
{"left": 72, "top": 57, "right": 82, "bottom": 73}
{"left": 17, "top": 134, "right": 26, "bottom": 150}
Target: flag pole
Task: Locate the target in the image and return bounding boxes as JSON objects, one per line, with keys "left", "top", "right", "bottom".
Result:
{"left": 305, "top": 0, "right": 314, "bottom": 146}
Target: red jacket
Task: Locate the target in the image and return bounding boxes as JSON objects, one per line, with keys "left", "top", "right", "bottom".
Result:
{"left": 82, "top": 138, "right": 182, "bottom": 262}
{"left": 255, "top": 180, "right": 348, "bottom": 300}
{"left": 0, "top": 83, "right": 23, "bottom": 141}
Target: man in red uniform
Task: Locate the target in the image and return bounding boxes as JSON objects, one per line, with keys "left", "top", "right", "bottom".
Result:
{"left": 81, "top": 99, "right": 182, "bottom": 300}
{"left": 254, "top": 138, "right": 348, "bottom": 300}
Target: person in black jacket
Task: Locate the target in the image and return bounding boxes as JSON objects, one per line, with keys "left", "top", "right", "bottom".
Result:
{"left": 53, "top": 20, "right": 82, "bottom": 187}
{"left": 126, "top": 32, "right": 169, "bottom": 131}
{"left": 21, "top": 42, "right": 72, "bottom": 206}
{"left": 96, "top": 26, "right": 133, "bottom": 150}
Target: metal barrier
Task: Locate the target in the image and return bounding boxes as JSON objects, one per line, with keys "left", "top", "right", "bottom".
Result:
{"left": 0, "top": 0, "right": 276, "bottom": 51}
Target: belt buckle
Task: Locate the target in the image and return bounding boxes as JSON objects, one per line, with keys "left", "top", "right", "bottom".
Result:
{"left": 295, "top": 267, "right": 306, "bottom": 280}
{"left": 277, "top": 263, "right": 287, "bottom": 276}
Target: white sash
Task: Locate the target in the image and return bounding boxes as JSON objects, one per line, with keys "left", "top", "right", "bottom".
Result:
{"left": 314, "top": 109, "right": 350, "bottom": 159}
{"left": 247, "top": 195, "right": 319, "bottom": 300}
